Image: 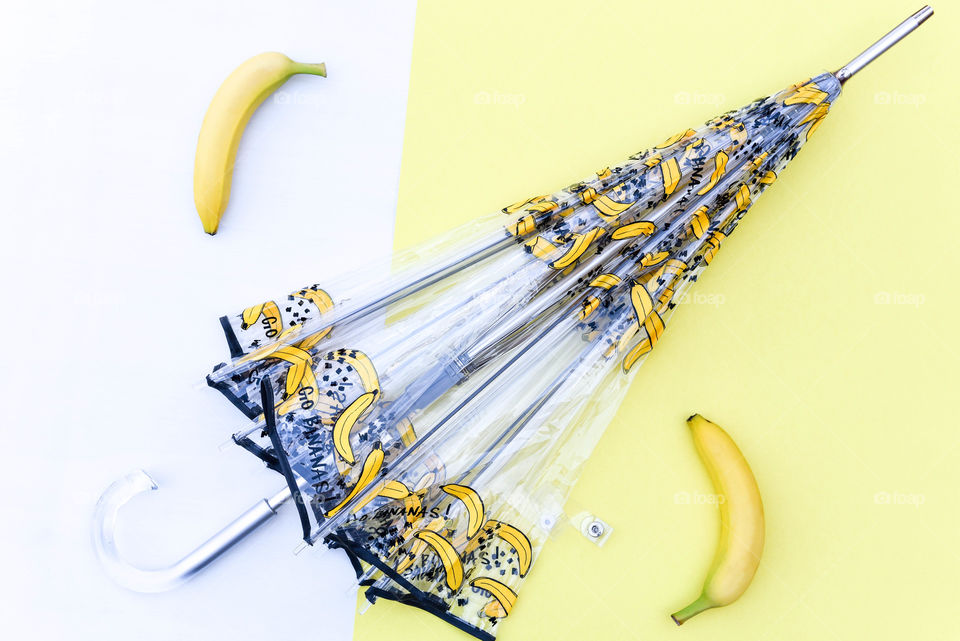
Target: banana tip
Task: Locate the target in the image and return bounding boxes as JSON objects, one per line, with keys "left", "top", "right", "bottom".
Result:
{"left": 686, "top": 413, "right": 700, "bottom": 423}
{"left": 670, "top": 614, "right": 683, "bottom": 626}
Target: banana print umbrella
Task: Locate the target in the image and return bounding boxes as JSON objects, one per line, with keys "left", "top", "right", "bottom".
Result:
{"left": 94, "top": 7, "right": 932, "bottom": 640}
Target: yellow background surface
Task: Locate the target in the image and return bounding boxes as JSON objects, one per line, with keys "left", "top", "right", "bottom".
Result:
{"left": 357, "top": 1, "right": 958, "bottom": 639}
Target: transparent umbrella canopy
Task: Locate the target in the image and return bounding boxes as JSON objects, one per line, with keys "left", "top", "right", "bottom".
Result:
{"left": 95, "top": 7, "right": 932, "bottom": 639}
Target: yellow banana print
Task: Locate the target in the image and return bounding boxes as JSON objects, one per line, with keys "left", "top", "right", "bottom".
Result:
{"left": 644, "top": 153, "right": 663, "bottom": 167}
{"left": 748, "top": 152, "right": 768, "bottom": 172}
{"left": 640, "top": 251, "right": 670, "bottom": 267}
{"left": 396, "top": 517, "right": 444, "bottom": 574}
{"left": 784, "top": 81, "right": 827, "bottom": 105}
{"left": 592, "top": 193, "right": 634, "bottom": 222}
{"left": 551, "top": 227, "right": 605, "bottom": 270}
{"left": 241, "top": 303, "right": 265, "bottom": 328}
{"left": 293, "top": 286, "right": 333, "bottom": 314}
{"left": 397, "top": 417, "right": 417, "bottom": 447}
{"left": 690, "top": 205, "right": 709, "bottom": 239}
{"left": 631, "top": 281, "right": 654, "bottom": 321}
{"left": 588, "top": 273, "right": 621, "bottom": 290}
{"left": 661, "top": 157, "right": 681, "bottom": 195}
{"left": 268, "top": 345, "right": 313, "bottom": 395}
{"left": 622, "top": 338, "right": 651, "bottom": 372}
{"left": 704, "top": 231, "right": 725, "bottom": 264}
{"left": 471, "top": 577, "right": 518, "bottom": 617}
{"left": 579, "top": 187, "right": 598, "bottom": 205}
{"left": 275, "top": 367, "right": 341, "bottom": 419}
{"left": 332, "top": 391, "right": 377, "bottom": 464}
{"left": 325, "top": 444, "right": 384, "bottom": 517}
{"left": 241, "top": 301, "right": 282, "bottom": 336}
{"left": 483, "top": 520, "right": 532, "bottom": 577}
{"left": 527, "top": 201, "right": 559, "bottom": 213}
{"left": 656, "top": 128, "right": 696, "bottom": 148}
{"left": 507, "top": 214, "right": 537, "bottom": 237}
{"left": 351, "top": 479, "right": 422, "bottom": 524}
{"left": 578, "top": 295, "right": 600, "bottom": 321}
{"left": 760, "top": 170, "right": 777, "bottom": 184}
{"left": 502, "top": 195, "right": 546, "bottom": 214}
{"left": 735, "top": 184, "right": 751, "bottom": 212}
{"left": 525, "top": 235, "right": 560, "bottom": 260}
{"left": 611, "top": 221, "right": 656, "bottom": 239}
{"left": 415, "top": 530, "right": 464, "bottom": 591}
{"left": 440, "top": 484, "right": 485, "bottom": 537}
{"left": 800, "top": 102, "right": 830, "bottom": 139}
{"left": 697, "top": 151, "right": 728, "bottom": 195}
{"left": 596, "top": 167, "right": 612, "bottom": 179}
{"left": 331, "top": 348, "right": 380, "bottom": 397}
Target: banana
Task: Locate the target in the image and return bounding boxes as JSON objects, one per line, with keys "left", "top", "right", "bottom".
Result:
{"left": 194, "top": 52, "right": 327, "bottom": 234}
{"left": 332, "top": 391, "right": 377, "bottom": 464}
{"left": 588, "top": 273, "right": 621, "bottom": 290}
{"left": 551, "top": 227, "right": 605, "bottom": 270}
{"left": 661, "top": 157, "right": 681, "bottom": 195}
{"left": 440, "top": 484, "right": 485, "bottom": 537}
{"left": 324, "top": 443, "right": 384, "bottom": 517}
{"left": 482, "top": 520, "right": 532, "bottom": 577}
{"left": 690, "top": 205, "right": 710, "bottom": 239}
{"left": 592, "top": 193, "right": 634, "bottom": 222}
{"left": 471, "top": 577, "right": 518, "bottom": 617}
{"left": 330, "top": 348, "right": 381, "bottom": 397}
{"left": 671, "top": 414, "right": 764, "bottom": 625}
{"left": 414, "top": 530, "right": 464, "bottom": 591}
{"left": 611, "top": 221, "right": 656, "bottom": 240}
{"left": 697, "top": 151, "right": 728, "bottom": 195}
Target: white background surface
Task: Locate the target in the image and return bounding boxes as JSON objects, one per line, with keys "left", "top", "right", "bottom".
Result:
{"left": 0, "top": 1, "right": 416, "bottom": 638}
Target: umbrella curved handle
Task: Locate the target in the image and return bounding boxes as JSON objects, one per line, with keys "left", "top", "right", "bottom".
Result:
{"left": 92, "top": 470, "right": 291, "bottom": 593}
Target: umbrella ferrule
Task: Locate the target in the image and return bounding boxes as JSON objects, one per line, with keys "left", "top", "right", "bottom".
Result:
{"left": 834, "top": 6, "right": 933, "bottom": 84}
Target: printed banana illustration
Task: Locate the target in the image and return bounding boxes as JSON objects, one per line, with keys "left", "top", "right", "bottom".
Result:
{"left": 324, "top": 443, "right": 384, "bottom": 518}
{"left": 482, "top": 520, "right": 532, "bottom": 577}
{"left": 471, "top": 577, "right": 518, "bottom": 618}
{"left": 194, "top": 52, "right": 327, "bottom": 234}
{"left": 440, "top": 484, "right": 485, "bottom": 537}
{"left": 671, "top": 414, "right": 764, "bottom": 625}
{"left": 333, "top": 391, "right": 377, "bottom": 465}
{"left": 330, "top": 348, "right": 381, "bottom": 397}
{"left": 415, "top": 529, "right": 464, "bottom": 591}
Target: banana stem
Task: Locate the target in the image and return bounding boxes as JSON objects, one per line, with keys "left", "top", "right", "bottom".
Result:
{"left": 291, "top": 62, "right": 327, "bottom": 77}
{"left": 670, "top": 595, "right": 715, "bottom": 625}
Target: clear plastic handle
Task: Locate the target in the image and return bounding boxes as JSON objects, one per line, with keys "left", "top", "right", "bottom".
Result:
{"left": 92, "top": 469, "right": 290, "bottom": 592}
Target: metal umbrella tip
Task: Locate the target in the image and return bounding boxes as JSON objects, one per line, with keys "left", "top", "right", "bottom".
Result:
{"left": 835, "top": 6, "right": 935, "bottom": 84}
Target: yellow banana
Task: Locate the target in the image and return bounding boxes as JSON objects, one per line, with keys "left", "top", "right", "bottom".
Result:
{"left": 440, "top": 484, "right": 485, "bottom": 537}
{"left": 483, "top": 520, "right": 532, "bottom": 576}
{"left": 671, "top": 414, "right": 764, "bottom": 625}
{"left": 592, "top": 193, "right": 634, "bottom": 221}
{"left": 332, "top": 391, "right": 377, "bottom": 464}
{"left": 330, "top": 348, "right": 381, "bottom": 397}
{"left": 324, "top": 444, "right": 384, "bottom": 517}
{"left": 551, "top": 227, "right": 605, "bottom": 270}
{"left": 661, "top": 157, "right": 682, "bottom": 195}
{"left": 611, "top": 221, "right": 656, "bottom": 240}
{"left": 194, "top": 52, "right": 327, "bottom": 234}
{"left": 471, "top": 577, "right": 518, "bottom": 617}
{"left": 588, "top": 273, "right": 621, "bottom": 290}
{"left": 414, "top": 530, "right": 464, "bottom": 591}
